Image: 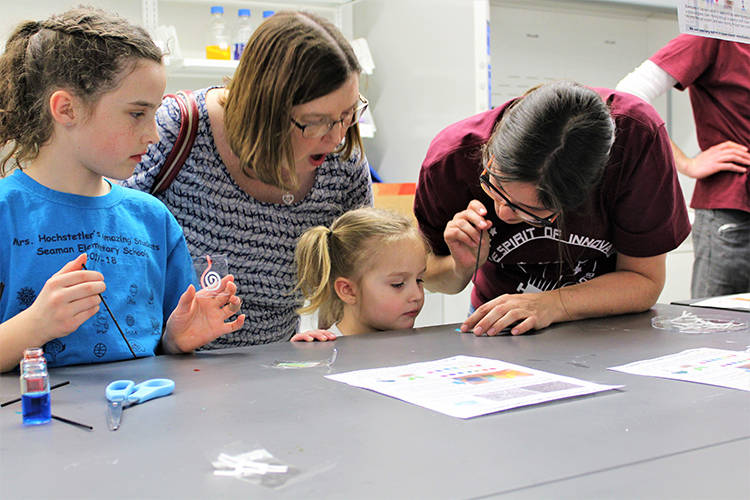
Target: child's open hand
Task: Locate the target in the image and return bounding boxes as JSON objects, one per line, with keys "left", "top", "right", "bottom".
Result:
{"left": 26, "top": 253, "right": 106, "bottom": 341}
{"left": 290, "top": 329, "right": 338, "bottom": 342}
{"left": 162, "top": 274, "right": 245, "bottom": 353}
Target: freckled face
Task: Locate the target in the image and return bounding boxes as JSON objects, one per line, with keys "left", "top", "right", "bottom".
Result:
{"left": 72, "top": 61, "right": 166, "bottom": 180}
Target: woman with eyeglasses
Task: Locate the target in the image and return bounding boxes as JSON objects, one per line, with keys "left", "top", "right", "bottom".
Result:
{"left": 121, "top": 11, "right": 372, "bottom": 347}
{"left": 415, "top": 80, "right": 691, "bottom": 336}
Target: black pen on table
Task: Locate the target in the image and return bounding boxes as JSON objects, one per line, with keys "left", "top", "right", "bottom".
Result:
{"left": 51, "top": 415, "right": 93, "bottom": 431}
{"left": 81, "top": 263, "right": 137, "bottom": 358}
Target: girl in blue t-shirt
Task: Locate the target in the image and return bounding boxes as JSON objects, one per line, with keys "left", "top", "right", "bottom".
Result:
{"left": 0, "top": 7, "right": 245, "bottom": 372}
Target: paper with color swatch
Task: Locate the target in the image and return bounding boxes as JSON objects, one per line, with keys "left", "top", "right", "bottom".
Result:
{"left": 609, "top": 348, "right": 750, "bottom": 391}
{"left": 691, "top": 293, "right": 750, "bottom": 312}
{"left": 326, "top": 355, "right": 621, "bottom": 419}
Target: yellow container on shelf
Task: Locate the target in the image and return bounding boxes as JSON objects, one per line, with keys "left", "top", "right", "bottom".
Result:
{"left": 206, "top": 6, "right": 230, "bottom": 60}
{"left": 206, "top": 45, "right": 231, "bottom": 60}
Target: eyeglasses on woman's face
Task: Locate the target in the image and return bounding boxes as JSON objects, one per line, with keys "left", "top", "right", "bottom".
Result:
{"left": 290, "top": 94, "right": 368, "bottom": 139}
{"left": 479, "top": 161, "right": 558, "bottom": 228}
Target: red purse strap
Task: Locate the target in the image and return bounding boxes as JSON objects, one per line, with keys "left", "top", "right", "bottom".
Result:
{"left": 150, "top": 90, "right": 199, "bottom": 195}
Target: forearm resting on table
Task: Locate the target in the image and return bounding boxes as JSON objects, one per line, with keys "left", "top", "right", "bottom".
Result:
{"left": 424, "top": 254, "right": 474, "bottom": 295}
{"left": 554, "top": 253, "right": 666, "bottom": 323}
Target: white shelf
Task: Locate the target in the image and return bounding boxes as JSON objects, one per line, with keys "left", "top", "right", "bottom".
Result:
{"left": 165, "top": 57, "right": 239, "bottom": 76}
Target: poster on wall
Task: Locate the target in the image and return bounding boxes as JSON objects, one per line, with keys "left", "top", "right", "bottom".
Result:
{"left": 678, "top": 0, "right": 750, "bottom": 43}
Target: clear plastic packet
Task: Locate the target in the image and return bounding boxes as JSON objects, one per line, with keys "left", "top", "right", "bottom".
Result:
{"left": 262, "top": 349, "right": 337, "bottom": 370}
{"left": 193, "top": 254, "right": 229, "bottom": 297}
{"left": 652, "top": 311, "right": 749, "bottom": 334}
{"left": 208, "top": 441, "right": 301, "bottom": 489}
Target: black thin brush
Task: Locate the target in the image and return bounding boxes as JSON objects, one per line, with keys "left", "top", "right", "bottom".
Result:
{"left": 472, "top": 229, "right": 483, "bottom": 283}
{"left": 81, "top": 264, "right": 136, "bottom": 358}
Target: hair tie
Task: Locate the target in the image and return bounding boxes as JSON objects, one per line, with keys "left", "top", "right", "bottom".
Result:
{"left": 326, "top": 228, "right": 333, "bottom": 239}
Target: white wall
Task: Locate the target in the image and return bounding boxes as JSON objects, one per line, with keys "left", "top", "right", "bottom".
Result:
{"left": 352, "top": 0, "right": 481, "bottom": 185}
{"left": 0, "top": 0, "right": 142, "bottom": 36}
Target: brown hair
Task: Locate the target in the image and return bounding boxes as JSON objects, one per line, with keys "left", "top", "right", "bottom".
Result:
{"left": 295, "top": 208, "right": 428, "bottom": 329}
{"left": 223, "top": 10, "right": 363, "bottom": 191}
{"left": 0, "top": 6, "right": 163, "bottom": 174}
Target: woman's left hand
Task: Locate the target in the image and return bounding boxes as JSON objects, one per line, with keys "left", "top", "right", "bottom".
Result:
{"left": 163, "top": 275, "right": 245, "bottom": 353}
{"left": 460, "top": 291, "right": 563, "bottom": 336}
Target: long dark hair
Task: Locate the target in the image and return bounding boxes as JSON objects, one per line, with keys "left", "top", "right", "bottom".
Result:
{"left": 483, "top": 80, "right": 615, "bottom": 215}
{"left": 482, "top": 81, "right": 616, "bottom": 282}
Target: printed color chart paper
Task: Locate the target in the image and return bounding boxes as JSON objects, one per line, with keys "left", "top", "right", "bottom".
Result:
{"left": 326, "top": 355, "right": 621, "bottom": 419}
{"left": 609, "top": 348, "right": 750, "bottom": 391}
{"left": 691, "top": 293, "right": 750, "bottom": 312}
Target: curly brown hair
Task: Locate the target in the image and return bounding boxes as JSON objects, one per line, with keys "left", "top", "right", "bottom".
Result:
{"left": 0, "top": 6, "right": 162, "bottom": 174}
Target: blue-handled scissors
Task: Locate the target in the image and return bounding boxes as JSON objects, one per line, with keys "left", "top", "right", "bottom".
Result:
{"left": 105, "top": 378, "right": 175, "bottom": 431}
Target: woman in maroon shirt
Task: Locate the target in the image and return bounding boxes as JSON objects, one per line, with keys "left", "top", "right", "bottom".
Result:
{"left": 416, "top": 80, "right": 691, "bottom": 336}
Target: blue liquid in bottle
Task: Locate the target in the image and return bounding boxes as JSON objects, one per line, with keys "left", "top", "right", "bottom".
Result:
{"left": 22, "top": 392, "right": 51, "bottom": 425}
{"left": 20, "top": 348, "right": 51, "bottom": 425}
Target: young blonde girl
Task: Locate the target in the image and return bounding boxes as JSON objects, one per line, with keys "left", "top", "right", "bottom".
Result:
{"left": 291, "top": 207, "right": 429, "bottom": 341}
{"left": 0, "top": 7, "right": 244, "bottom": 372}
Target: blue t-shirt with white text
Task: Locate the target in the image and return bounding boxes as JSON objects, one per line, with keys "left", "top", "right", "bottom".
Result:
{"left": 0, "top": 170, "right": 198, "bottom": 367}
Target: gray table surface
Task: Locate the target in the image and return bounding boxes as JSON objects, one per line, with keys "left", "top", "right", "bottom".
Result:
{"left": 1, "top": 303, "right": 748, "bottom": 500}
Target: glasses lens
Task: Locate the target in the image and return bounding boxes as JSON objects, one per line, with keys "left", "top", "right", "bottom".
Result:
{"left": 480, "top": 178, "right": 496, "bottom": 200}
{"left": 300, "top": 100, "right": 368, "bottom": 139}
{"left": 302, "top": 124, "right": 327, "bottom": 139}
{"left": 351, "top": 102, "right": 368, "bottom": 124}
{"left": 480, "top": 172, "right": 551, "bottom": 227}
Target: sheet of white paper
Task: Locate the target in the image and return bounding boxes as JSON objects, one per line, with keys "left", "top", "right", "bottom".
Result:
{"left": 326, "top": 355, "right": 622, "bottom": 419}
{"left": 691, "top": 293, "right": 750, "bottom": 311}
{"left": 678, "top": 1, "right": 750, "bottom": 44}
{"left": 609, "top": 348, "right": 750, "bottom": 392}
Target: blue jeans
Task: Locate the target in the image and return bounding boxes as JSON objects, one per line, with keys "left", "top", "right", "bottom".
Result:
{"left": 691, "top": 208, "right": 750, "bottom": 299}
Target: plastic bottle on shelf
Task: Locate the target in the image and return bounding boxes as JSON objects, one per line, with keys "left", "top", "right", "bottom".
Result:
{"left": 206, "top": 6, "right": 230, "bottom": 60}
{"left": 20, "top": 348, "right": 51, "bottom": 425}
{"left": 263, "top": 11, "right": 275, "bottom": 19}
{"left": 232, "top": 9, "right": 254, "bottom": 61}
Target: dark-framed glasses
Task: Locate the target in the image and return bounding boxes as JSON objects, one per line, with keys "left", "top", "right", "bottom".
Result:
{"left": 479, "top": 163, "right": 558, "bottom": 228}
{"left": 291, "top": 94, "right": 369, "bottom": 139}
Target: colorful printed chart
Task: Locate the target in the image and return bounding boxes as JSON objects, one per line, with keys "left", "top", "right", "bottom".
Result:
{"left": 609, "top": 348, "right": 750, "bottom": 391}
{"left": 326, "top": 355, "right": 621, "bottom": 419}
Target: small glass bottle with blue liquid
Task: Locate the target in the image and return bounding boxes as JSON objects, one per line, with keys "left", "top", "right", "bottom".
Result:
{"left": 20, "top": 348, "right": 51, "bottom": 425}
